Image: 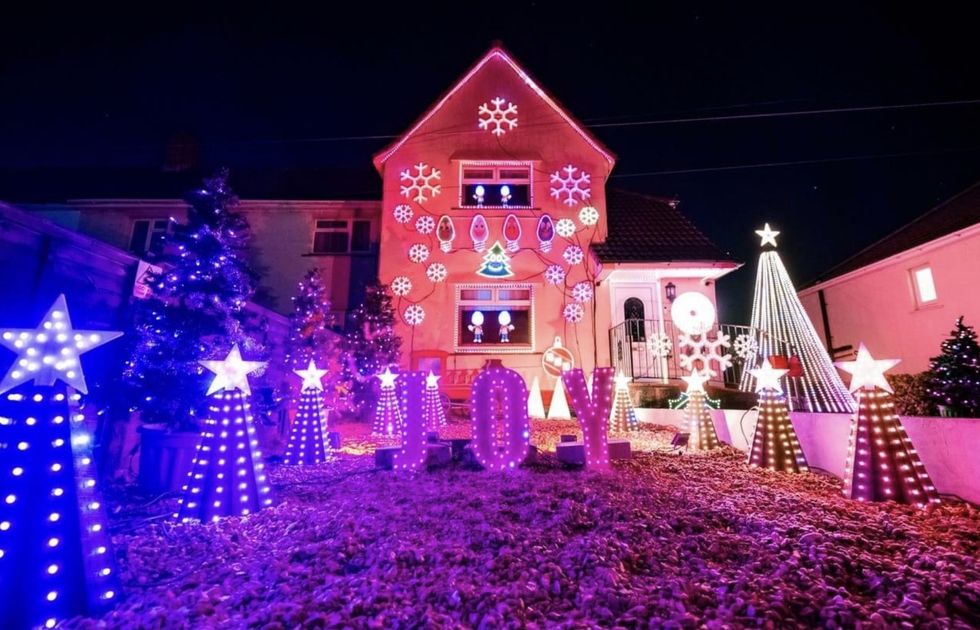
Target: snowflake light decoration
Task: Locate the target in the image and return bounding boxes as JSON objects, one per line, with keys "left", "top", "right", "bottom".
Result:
{"left": 550, "top": 165, "right": 591, "bottom": 206}
{"left": 390, "top": 276, "right": 412, "bottom": 296}
{"left": 426, "top": 263, "right": 447, "bottom": 283}
{"left": 403, "top": 304, "right": 425, "bottom": 326}
{"left": 563, "top": 303, "right": 584, "bottom": 324}
{"left": 678, "top": 332, "right": 733, "bottom": 377}
{"left": 408, "top": 243, "right": 430, "bottom": 264}
{"left": 733, "top": 334, "right": 759, "bottom": 360}
{"left": 544, "top": 264, "right": 566, "bottom": 286}
{"left": 571, "top": 281, "right": 593, "bottom": 303}
{"left": 555, "top": 218, "right": 576, "bottom": 238}
{"left": 415, "top": 215, "right": 435, "bottom": 234}
{"left": 400, "top": 162, "right": 441, "bottom": 203}
{"left": 578, "top": 206, "right": 599, "bottom": 226}
{"left": 477, "top": 97, "right": 518, "bottom": 136}
{"left": 646, "top": 333, "right": 673, "bottom": 358}
{"left": 563, "top": 245, "right": 584, "bottom": 265}
{"left": 393, "top": 204, "right": 413, "bottom": 224}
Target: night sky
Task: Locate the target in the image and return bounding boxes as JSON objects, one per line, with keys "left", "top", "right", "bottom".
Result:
{"left": 3, "top": 4, "right": 979, "bottom": 321}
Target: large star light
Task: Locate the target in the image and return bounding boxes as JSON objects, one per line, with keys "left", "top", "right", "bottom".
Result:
{"left": 377, "top": 366, "right": 398, "bottom": 389}
{"left": 755, "top": 223, "right": 780, "bottom": 248}
{"left": 681, "top": 369, "right": 710, "bottom": 394}
{"left": 834, "top": 343, "right": 901, "bottom": 393}
{"left": 749, "top": 358, "right": 789, "bottom": 393}
{"left": 0, "top": 294, "right": 122, "bottom": 395}
{"left": 200, "top": 344, "right": 266, "bottom": 396}
{"left": 614, "top": 370, "right": 631, "bottom": 391}
{"left": 425, "top": 371, "right": 440, "bottom": 389}
{"left": 294, "top": 359, "right": 328, "bottom": 391}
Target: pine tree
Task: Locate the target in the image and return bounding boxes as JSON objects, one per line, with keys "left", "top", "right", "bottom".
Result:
{"left": 124, "top": 170, "right": 266, "bottom": 430}
{"left": 285, "top": 269, "right": 336, "bottom": 371}
{"left": 926, "top": 316, "right": 980, "bottom": 416}
{"left": 343, "top": 283, "right": 402, "bottom": 417}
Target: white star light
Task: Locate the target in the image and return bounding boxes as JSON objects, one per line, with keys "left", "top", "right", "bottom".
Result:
{"left": 294, "top": 359, "right": 328, "bottom": 392}
{"left": 749, "top": 358, "right": 789, "bottom": 393}
{"left": 0, "top": 294, "right": 122, "bottom": 395}
{"left": 614, "top": 371, "right": 631, "bottom": 391}
{"left": 377, "top": 366, "right": 398, "bottom": 390}
{"left": 755, "top": 223, "right": 780, "bottom": 248}
{"left": 681, "top": 369, "right": 710, "bottom": 394}
{"left": 834, "top": 343, "right": 901, "bottom": 393}
{"left": 425, "top": 371, "right": 440, "bottom": 390}
{"left": 200, "top": 344, "right": 266, "bottom": 396}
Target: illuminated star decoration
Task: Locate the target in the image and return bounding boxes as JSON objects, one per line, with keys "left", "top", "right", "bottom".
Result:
{"left": 377, "top": 366, "right": 398, "bottom": 389}
{"left": 200, "top": 344, "right": 266, "bottom": 396}
{"left": 755, "top": 223, "right": 780, "bottom": 248}
{"left": 834, "top": 343, "right": 901, "bottom": 394}
{"left": 681, "top": 369, "right": 710, "bottom": 394}
{"left": 294, "top": 359, "right": 328, "bottom": 392}
{"left": 614, "top": 370, "right": 631, "bottom": 390}
{"left": 749, "top": 358, "right": 790, "bottom": 393}
{"left": 0, "top": 294, "right": 122, "bottom": 395}
{"left": 425, "top": 370, "right": 440, "bottom": 389}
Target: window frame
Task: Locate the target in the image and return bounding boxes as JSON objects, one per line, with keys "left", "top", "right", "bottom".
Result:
{"left": 457, "top": 160, "right": 534, "bottom": 209}
{"left": 453, "top": 282, "right": 536, "bottom": 353}
{"left": 910, "top": 264, "right": 938, "bottom": 307}
{"left": 311, "top": 218, "right": 372, "bottom": 255}
{"left": 129, "top": 218, "right": 171, "bottom": 256}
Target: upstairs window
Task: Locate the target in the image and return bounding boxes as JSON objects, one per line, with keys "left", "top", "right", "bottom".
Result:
{"left": 911, "top": 265, "right": 938, "bottom": 306}
{"left": 460, "top": 163, "right": 531, "bottom": 208}
{"left": 129, "top": 218, "right": 170, "bottom": 256}
{"left": 313, "top": 219, "right": 372, "bottom": 254}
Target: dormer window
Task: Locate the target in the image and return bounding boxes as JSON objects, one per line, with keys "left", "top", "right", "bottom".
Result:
{"left": 459, "top": 162, "right": 531, "bottom": 208}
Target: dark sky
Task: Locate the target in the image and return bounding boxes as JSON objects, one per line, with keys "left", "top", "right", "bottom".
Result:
{"left": 2, "top": 3, "right": 979, "bottom": 321}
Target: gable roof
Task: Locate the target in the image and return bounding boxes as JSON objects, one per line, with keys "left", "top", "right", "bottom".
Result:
{"left": 803, "top": 180, "right": 980, "bottom": 287}
{"left": 372, "top": 44, "right": 615, "bottom": 171}
{"left": 592, "top": 189, "right": 738, "bottom": 263}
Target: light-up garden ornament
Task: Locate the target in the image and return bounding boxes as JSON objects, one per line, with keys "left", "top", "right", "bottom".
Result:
{"left": 403, "top": 304, "right": 425, "bottom": 327}
{"left": 609, "top": 371, "right": 639, "bottom": 433}
{"left": 503, "top": 214, "right": 522, "bottom": 252}
{"left": 371, "top": 367, "right": 404, "bottom": 437}
{"left": 476, "top": 242, "right": 514, "bottom": 278}
{"left": 527, "top": 375, "right": 546, "bottom": 419}
{"left": 682, "top": 370, "right": 721, "bottom": 451}
{"left": 421, "top": 371, "right": 447, "bottom": 431}
{"left": 284, "top": 360, "right": 331, "bottom": 466}
{"left": 550, "top": 164, "right": 591, "bottom": 206}
{"left": 426, "top": 263, "right": 448, "bottom": 283}
{"left": 470, "top": 214, "right": 489, "bottom": 252}
{"left": 393, "top": 371, "right": 428, "bottom": 470}
{"left": 415, "top": 215, "right": 435, "bottom": 234}
{"left": 536, "top": 215, "right": 555, "bottom": 252}
{"left": 390, "top": 276, "right": 412, "bottom": 297}
{"left": 477, "top": 97, "right": 518, "bottom": 136}
{"left": 747, "top": 359, "right": 808, "bottom": 472}
{"left": 835, "top": 344, "right": 940, "bottom": 506}
{"left": 544, "top": 264, "right": 566, "bottom": 286}
{"left": 408, "top": 243, "right": 430, "bottom": 264}
{"left": 555, "top": 218, "right": 576, "bottom": 239}
{"left": 497, "top": 311, "right": 515, "bottom": 343}
{"left": 393, "top": 204, "right": 413, "bottom": 224}
{"left": 0, "top": 295, "right": 121, "bottom": 630}
{"left": 470, "top": 365, "right": 531, "bottom": 470}
{"left": 563, "top": 368, "right": 615, "bottom": 470}
{"left": 176, "top": 344, "right": 274, "bottom": 523}
{"left": 400, "top": 162, "right": 441, "bottom": 203}
{"left": 578, "top": 205, "right": 599, "bottom": 226}
{"left": 563, "top": 245, "right": 584, "bottom": 265}
{"left": 468, "top": 311, "right": 485, "bottom": 343}
{"left": 436, "top": 215, "right": 455, "bottom": 252}
{"left": 563, "top": 303, "right": 584, "bottom": 324}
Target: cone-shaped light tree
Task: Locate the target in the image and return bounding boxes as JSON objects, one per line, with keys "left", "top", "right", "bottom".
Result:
{"left": 421, "top": 371, "right": 447, "bottom": 431}
{"left": 835, "top": 344, "right": 940, "bottom": 507}
{"left": 743, "top": 224, "right": 853, "bottom": 413}
{"left": 527, "top": 375, "right": 545, "bottom": 420}
{"left": 683, "top": 370, "right": 720, "bottom": 451}
{"left": 284, "top": 360, "right": 331, "bottom": 465}
{"left": 371, "top": 367, "right": 404, "bottom": 437}
{"left": 609, "top": 371, "right": 639, "bottom": 433}
{"left": 747, "top": 359, "right": 809, "bottom": 472}
{"left": 547, "top": 377, "right": 571, "bottom": 420}
{"left": 175, "top": 345, "right": 274, "bottom": 523}
{"left": 0, "top": 295, "right": 122, "bottom": 630}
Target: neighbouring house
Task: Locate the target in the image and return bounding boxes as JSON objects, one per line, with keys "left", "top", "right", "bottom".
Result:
{"left": 798, "top": 181, "right": 980, "bottom": 373}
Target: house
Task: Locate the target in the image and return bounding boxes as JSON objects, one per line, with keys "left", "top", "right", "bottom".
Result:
{"left": 798, "top": 181, "right": 980, "bottom": 373}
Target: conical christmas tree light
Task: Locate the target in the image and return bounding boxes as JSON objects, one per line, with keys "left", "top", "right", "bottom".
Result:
{"left": 747, "top": 359, "right": 808, "bottom": 472}
{"left": 421, "top": 371, "right": 447, "bottom": 431}
{"left": 609, "top": 371, "right": 639, "bottom": 433}
{"left": 547, "top": 376, "right": 571, "bottom": 420}
{"left": 284, "top": 360, "right": 331, "bottom": 465}
{"left": 175, "top": 345, "right": 274, "bottom": 523}
{"left": 742, "top": 224, "right": 853, "bottom": 413}
{"left": 835, "top": 344, "right": 940, "bottom": 506}
{"left": 371, "top": 367, "right": 404, "bottom": 437}
{"left": 0, "top": 295, "right": 122, "bottom": 629}
{"left": 683, "top": 370, "right": 720, "bottom": 451}
{"left": 527, "top": 375, "right": 545, "bottom": 419}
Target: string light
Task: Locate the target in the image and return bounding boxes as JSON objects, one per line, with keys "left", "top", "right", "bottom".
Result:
{"left": 371, "top": 367, "right": 404, "bottom": 437}
{"left": 682, "top": 370, "right": 721, "bottom": 451}
{"left": 470, "top": 365, "right": 531, "bottom": 470}
{"left": 563, "top": 368, "right": 615, "bottom": 469}
{"left": 284, "top": 361, "right": 331, "bottom": 466}
{"left": 747, "top": 359, "right": 809, "bottom": 472}
{"left": 609, "top": 371, "right": 639, "bottom": 433}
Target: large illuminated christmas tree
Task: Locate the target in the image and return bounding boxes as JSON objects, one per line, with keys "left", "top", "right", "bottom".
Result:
{"left": 836, "top": 344, "right": 940, "bottom": 507}
{"left": 343, "top": 284, "right": 402, "bottom": 417}
{"left": 609, "top": 371, "right": 639, "bottom": 433}
{"left": 371, "top": 367, "right": 404, "bottom": 437}
{"left": 0, "top": 295, "right": 121, "bottom": 629}
{"left": 747, "top": 359, "right": 808, "bottom": 472}
{"left": 175, "top": 345, "right": 274, "bottom": 523}
{"left": 743, "top": 224, "right": 853, "bottom": 413}
{"left": 283, "top": 360, "right": 331, "bottom": 466}
{"left": 684, "top": 370, "right": 720, "bottom": 451}
{"left": 421, "top": 371, "right": 447, "bottom": 431}
{"left": 285, "top": 268, "right": 338, "bottom": 375}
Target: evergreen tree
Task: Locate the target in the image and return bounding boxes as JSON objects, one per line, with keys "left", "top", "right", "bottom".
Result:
{"left": 926, "top": 316, "right": 980, "bottom": 416}
{"left": 285, "top": 269, "right": 336, "bottom": 370}
{"left": 343, "top": 283, "right": 402, "bottom": 417}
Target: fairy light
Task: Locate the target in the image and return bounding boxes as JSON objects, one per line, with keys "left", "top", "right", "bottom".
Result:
{"left": 747, "top": 359, "right": 809, "bottom": 472}
{"left": 563, "top": 368, "right": 615, "bottom": 470}
{"left": 471, "top": 365, "right": 531, "bottom": 470}
{"left": 682, "top": 370, "right": 721, "bottom": 451}
{"left": 421, "top": 371, "right": 447, "bottom": 431}
{"left": 283, "top": 360, "right": 331, "bottom": 466}
{"left": 392, "top": 371, "right": 428, "bottom": 471}
{"left": 370, "top": 367, "right": 404, "bottom": 437}
{"left": 608, "top": 371, "right": 639, "bottom": 433}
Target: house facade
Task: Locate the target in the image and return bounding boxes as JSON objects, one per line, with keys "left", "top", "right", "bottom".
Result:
{"left": 799, "top": 182, "right": 980, "bottom": 373}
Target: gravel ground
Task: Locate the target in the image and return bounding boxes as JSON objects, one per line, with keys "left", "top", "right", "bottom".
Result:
{"left": 75, "top": 419, "right": 979, "bottom": 629}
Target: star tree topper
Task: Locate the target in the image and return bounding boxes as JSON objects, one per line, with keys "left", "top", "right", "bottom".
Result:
{"left": 681, "top": 369, "right": 710, "bottom": 394}
{"left": 294, "top": 359, "right": 328, "bottom": 391}
{"left": 376, "top": 366, "right": 398, "bottom": 389}
{"left": 749, "top": 358, "right": 789, "bottom": 393}
{"left": 201, "top": 344, "right": 266, "bottom": 396}
{"left": 834, "top": 343, "right": 901, "bottom": 393}
{"left": 425, "top": 371, "right": 440, "bottom": 389}
{"left": 614, "top": 370, "right": 631, "bottom": 391}
{"left": 0, "top": 294, "right": 122, "bottom": 395}
{"left": 755, "top": 223, "right": 780, "bottom": 248}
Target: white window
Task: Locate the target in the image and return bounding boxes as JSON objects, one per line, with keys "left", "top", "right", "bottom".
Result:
{"left": 459, "top": 162, "right": 532, "bottom": 208}
{"left": 911, "top": 265, "right": 938, "bottom": 306}
{"left": 312, "top": 219, "right": 372, "bottom": 254}
{"left": 455, "top": 283, "right": 535, "bottom": 352}
{"left": 129, "top": 218, "right": 170, "bottom": 255}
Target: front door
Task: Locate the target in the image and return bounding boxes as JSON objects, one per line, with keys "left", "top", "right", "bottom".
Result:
{"left": 609, "top": 285, "right": 662, "bottom": 379}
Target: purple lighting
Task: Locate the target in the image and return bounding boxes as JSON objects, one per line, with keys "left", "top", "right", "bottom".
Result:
{"left": 562, "top": 368, "right": 614, "bottom": 470}
{"left": 471, "top": 365, "right": 530, "bottom": 470}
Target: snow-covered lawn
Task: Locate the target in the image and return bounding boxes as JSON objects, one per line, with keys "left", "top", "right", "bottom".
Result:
{"left": 84, "top": 420, "right": 978, "bottom": 628}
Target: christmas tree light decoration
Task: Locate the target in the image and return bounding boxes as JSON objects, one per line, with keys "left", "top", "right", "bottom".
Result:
{"left": 497, "top": 311, "right": 515, "bottom": 342}
{"left": 284, "top": 360, "right": 331, "bottom": 466}
{"left": 503, "top": 214, "right": 522, "bottom": 252}
{"left": 563, "top": 245, "right": 584, "bottom": 265}
{"left": 563, "top": 368, "right": 615, "bottom": 470}
{"left": 176, "top": 346, "right": 273, "bottom": 523}
{"left": 537, "top": 215, "right": 556, "bottom": 252}
{"left": 563, "top": 303, "right": 584, "bottom": 324}
{"left": 403, "top": 304, "right": 425, "bottom": 327}
{"left": 471, "top": 365, "right": 531, "bottom": 470}
{"left": 390, "top": 276, "right": 412, "bottom": 297}
{"left": 468, "top": 311, "right": 485, "bottom": 343}
{"left": 477, "top": 97, "right": 518, "bottom": 136}
{"left": 835, "top": 344, "right": 940, "bottom": 506}
{"left": 743, "top": 227, "right": 854, "bottom": 412}
{"left": 609, "top": 371, "right": 639, "bottom": 433}
{"left": 408, "top": 243, "right": 430, "bottom": 264}
{"left": 371, "top": 367, "right": 404, "bottom": 437}
{"left": 415, "top": 215, "right": 435, "bottom": 234}
{"left": 0, "top": 296, "right": 121, "bottom": 630}
{"left": 527, "top": 375, "right": 546, "bottom": 419}
{"left": 544, "top": 264, "right": 566, "bottom": 286}
{"left": 755, "top": 223, "right": 780, "bottom": 248}
{"left": 421, "top": 371, "right": 447, "bottom": 431}
{"left": 571, "top": 281, "right": 593, "bottom": 303}
{"left": 555, "top": 218, "right": 576, "bottom": 239}
{"left": 546, "top": 376, "right": 572, "bottom": 420}
{"left": 476, "top": 241, "right": 514, "bottom": 278}
{"left": 747, "top": 359, "right": 808, "bottom": 473}
{"left": 550, "top": 164, "right": 591, "bottom": 206}
{"left": 682, "top": 370, "right": 721, "bottom": 451}
{"left": 436, "top": 215, "right": 456, "bottom": 252}
{"left": 400, "top": 162, "right": 441, "bottom": 203}
{"left": 393, "top": 204, "right": 414, "bottom": 224}
{"left": 470, "top": 214, "right": 489, "bottom": 252}
{"left": 426, "top": 262, "right": 448, "bottom": 283}
{"left": 578, "top": 205, "right": 599, "bottom": 226}
{"left": 393, "top": 371, "right": 428, "bottom": 470}
{"left": 926, "top": 316, "right": 980, "bottom": 416}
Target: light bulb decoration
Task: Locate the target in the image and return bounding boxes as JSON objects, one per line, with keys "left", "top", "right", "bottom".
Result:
{"left": 503, "top": 214, "right": 522, "bottom": 252}
{"left": 476, "top": 242, "right": 514, "bottom": 278}
{"left": 470, "top": 214, "right": 489, "bottom": 252}
{"left": 536, "top": 215, "right": 555, "bottom": 252}
{"left": 468, "top": 311, "right": 485, "bottom": 343}
{"left": 370, "top": 367, "right": 404, "bottom": 438}
{"left": 527, "top": 375, "right": 546, "bottom": 419}
{"left": 497, "top": 311, "right": 515, "bottom": 343}
{"left": 470, "top": 365, "right": 531, "bottom": 470}
{"left": 747, "top": 359, "right": 808, "bottom": 473}
{"left": 682, "top": 369, "right": 721, "bottom": 451}
{"left": 421, "top": 371, "right": 447, "bottom": 431}
{"left": 835, "top": 344, "right": 940, "bottom": 506}
{"left": 0, "top": 295, "right": 121, "bottom": 629}
{"left": 436, "top": 215, "right": 456, "bottom": 253}
{"left": 563, "top": 368, "right": 615, "bottom": 470}
{"left": 609, "top": 371, "right": 639, "bottom": 433}
{"left": 284, "top": 360, "right": 331, "bottom": 466}
{"left": 176, "top": 345, "right": 273, "bottom": 523}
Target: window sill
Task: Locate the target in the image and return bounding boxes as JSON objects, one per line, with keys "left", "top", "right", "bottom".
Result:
{"left": 452, "top": 206, "right": 540, "bottom": 212}
{"left": 303, "top": 251, "right": 375, "bottom": 257}
{"left": 455, "top": 345, "right": 535, "bottom": 354}
{"left": 912, "top": 302, "right": 943, "bottom": 313}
